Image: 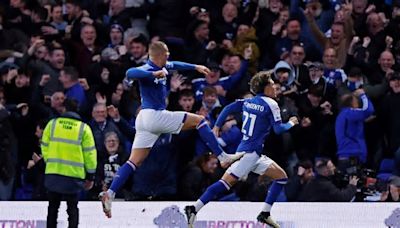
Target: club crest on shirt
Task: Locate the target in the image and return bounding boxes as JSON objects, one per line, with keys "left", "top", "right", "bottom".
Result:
{"left": 154, "top": 77, "right": 167, "bottom": 85}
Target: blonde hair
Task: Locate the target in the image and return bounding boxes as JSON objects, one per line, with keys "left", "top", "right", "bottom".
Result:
{"left": 149, "top": 41, "right": 169, "bottom": 59}
{"left": 249, "top": 70, "right": 274, "bottom": 94}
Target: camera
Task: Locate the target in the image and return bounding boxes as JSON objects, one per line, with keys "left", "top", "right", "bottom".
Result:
{"left": 334, "top": 164, "right": 378, "bottom": 201}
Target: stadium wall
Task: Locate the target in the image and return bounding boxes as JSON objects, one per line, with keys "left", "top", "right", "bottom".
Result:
{"left": 0, "top": 202, "right": 398, "bottom": 227}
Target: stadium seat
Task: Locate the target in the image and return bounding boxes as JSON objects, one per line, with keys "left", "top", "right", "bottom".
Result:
{"left": 377, "top": 159, "right": 395, "bottom": 181}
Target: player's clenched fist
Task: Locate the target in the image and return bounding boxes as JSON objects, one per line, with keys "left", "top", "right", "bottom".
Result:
{"left": 152, "top": 70, "right": 168, "bottom": 78}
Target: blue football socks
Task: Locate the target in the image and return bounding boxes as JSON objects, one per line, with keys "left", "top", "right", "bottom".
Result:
{"left": 109, "top": 160, "right": 137, "bottom": 195}
{"left": 197, "top": 119, "right": 224, "bottom": 155}
{"left": 264, "top": 178, "right": 288, "bottom": 211}
{"left": 199, "top": 179, "right": 231, "bottom": 205}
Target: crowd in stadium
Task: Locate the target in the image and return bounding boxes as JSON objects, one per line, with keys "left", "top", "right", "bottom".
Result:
{"left": 0, "top": 0, "right": 399, "bottom": 203}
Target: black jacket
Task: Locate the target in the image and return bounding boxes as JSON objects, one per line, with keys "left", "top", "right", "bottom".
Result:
{"left": 298, "top": 175, "right": 357, "bottom": 202}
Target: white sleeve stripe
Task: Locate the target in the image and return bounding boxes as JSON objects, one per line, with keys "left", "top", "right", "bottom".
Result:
{"left": 361, "top": 95, "right": 368, "bottom": 110}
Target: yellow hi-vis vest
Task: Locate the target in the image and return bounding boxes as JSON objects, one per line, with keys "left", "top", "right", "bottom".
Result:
{"left": 41, "top": 117, "right": 97, "bottom": 180}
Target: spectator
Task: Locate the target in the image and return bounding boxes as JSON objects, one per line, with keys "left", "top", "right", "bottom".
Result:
{"left": 121, "top": 34, "right": 148, "bottom": 68}
{"left": 26, "top": 120, "right": 47, "bottom": 200}
{"left": 200, "top": 86, "right": 220, "bottom": 119}
{"left": 304, "top": 2, "right": 353, "bottom": 68}
{"left": 58, "top": 66, "right": 87, "bottom": 109}
{"left": 192, "top": 56, "right": 249, "bottom": 105}
{"left": 92, "top": 131, "right": 129, "bottom": 199}
{"left": 169, "top": 89, "right": 196, "bottom": 113}
{"left": 50, "top": 4, "right": 67, "bottom": 32}
{"left": 179, "top": 153, "right": 220, "bottom": 200}
{"left": 89, "top": 103, "right": 123, "bottom": 158}
{"left": 71, "top": 24, "right": 102, "bottom": 79}
{"left": 255, "top": 0, "right": 282, "bottom": 66}
{"left": 30, "top": 7, "right": 52, "bottom": 37}
{"left": 298, "top": 158, "right": 358, "bottom": 202}
{"left": 295, "top": 84, "right": 336, "bottom": 160}
{"left": 338, "top": 67, "right": 365, "bottom": 96}
{"left": 0, "top": 102, "right": 17, "bottom": 200}
{"left": 379, "top": 72, "right": 400, "bottom": 168}
{"left": 335, "top": 89, "right": 374, "bottom": 172}
{"left": 88, "top": 102, "right": 134, "bottom": 159}
{"left": 307, "top": 62, "right": 335, "bottom": 102}
{"left": 108, "top": 24, "right": 124, "bottom": 48}
{"left": 285, "top": 160, "right": 314, "bottom": 201}
{"left": 3, "top": 68, "right": 32, "bottom": 104}
{"left": 229, "top": 22, "right": 260, "bottom": 75}
{"left": 184, "top": 19, "right": 215, "bottom": 65}
{"left": 286, "top": 44, "right": 312, "bottom": 95}
{"left": 213, "top": 3, "right": 238, "bottom": 43}
{"left": 368, "top": 50, "right": 395, "bottom": 85}
{"left": 272, "top": 60, "right": 295, "bottom": 97}
{"left": 21, "top": 44, "right": 65, "bottom": 96}
{"left": 275, "top": 18, "right": 320, "bottom": 62}
{"left": 64, "top": 0, "right": 91, "bottom": 42}
{"left": 31, "top": 85, "right": 66, "bottom": 120}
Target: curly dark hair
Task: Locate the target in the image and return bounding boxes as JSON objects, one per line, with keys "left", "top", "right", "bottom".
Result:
{"left": 249, "top": 71, "right": 274, "bottom": 94}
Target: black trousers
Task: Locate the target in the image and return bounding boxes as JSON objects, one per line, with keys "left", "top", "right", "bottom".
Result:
{"left": 47, "top": 191, "right": 79, "bottom": 228}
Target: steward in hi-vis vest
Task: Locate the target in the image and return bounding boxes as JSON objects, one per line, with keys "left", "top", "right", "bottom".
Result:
{"left": 41, "top": 98, "right": 97, "bottom": 228}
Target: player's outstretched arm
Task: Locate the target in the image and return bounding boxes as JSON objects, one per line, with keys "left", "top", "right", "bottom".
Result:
{"left": 167, "top": 61, "right": 211, "bottom": 76}
{"left": 214, "top": 100, "right": 244, "bottom": 128}
{"left": 272, "top": 116, "right": 299, "bottom": 135}
{"left": 167, "top": 61, "right": 197, "bottom": 71}
{"left": 126, "top": 68, "right": 153, "bottom": 80}
{"left": 194, "top": 65, "right": 211, "bottom": 75}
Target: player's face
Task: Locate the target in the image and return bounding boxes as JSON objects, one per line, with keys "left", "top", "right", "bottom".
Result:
{"left": 159, "top": 50, "right": 170, "bottom": 66}
{"left": 264, "top": 81, "right": 276, "bottom": 98}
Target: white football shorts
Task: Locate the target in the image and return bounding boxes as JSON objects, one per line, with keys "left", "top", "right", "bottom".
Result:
{"left": 132, "top": 109, "right": 186, "bottom": 149}
{"left": 226, "top": 152, "right": 274, "bottom": 180}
